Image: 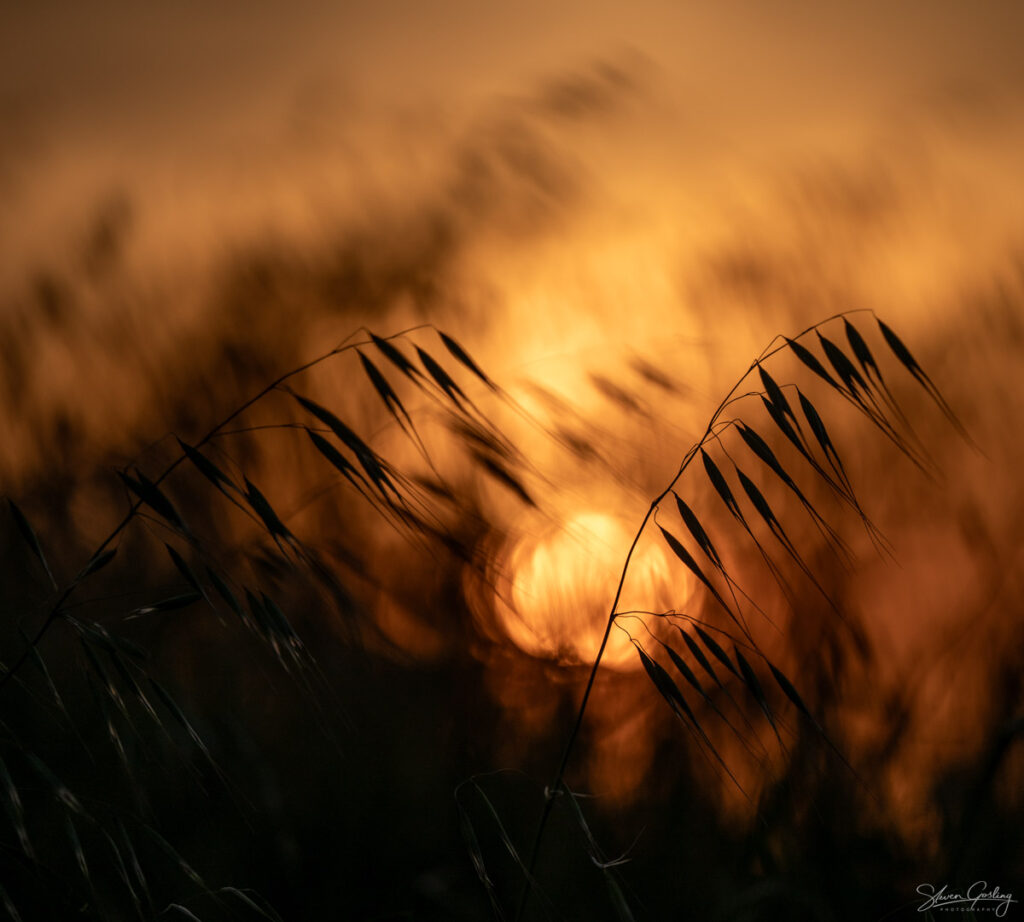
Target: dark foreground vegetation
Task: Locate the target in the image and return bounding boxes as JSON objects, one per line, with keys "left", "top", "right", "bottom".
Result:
{"left": 1, "top": 200, "right": 1023, "bottom": 922}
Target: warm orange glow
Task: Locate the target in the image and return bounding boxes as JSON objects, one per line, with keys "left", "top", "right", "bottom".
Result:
{"left": 2, "top": 0, "right": 1023, "bottom": 848}
{"left": 487, "top": 511, "right": 681, "bottom": 669}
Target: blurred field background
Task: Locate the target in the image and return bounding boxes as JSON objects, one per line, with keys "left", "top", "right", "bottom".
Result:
{"left": 1, "top": 3, "right": 1022, "bottom": 920}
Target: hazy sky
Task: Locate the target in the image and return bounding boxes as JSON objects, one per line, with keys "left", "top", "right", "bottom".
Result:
{"left": 1, "top": 2, "right": 1022, "bottom": 288}
{"left": 4, "top": 2, "right": 1022, "bottom": 143}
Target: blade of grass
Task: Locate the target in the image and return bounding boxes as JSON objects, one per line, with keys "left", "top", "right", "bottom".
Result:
{"left": 9, "top": 501, "right": 57, "bottom": 589}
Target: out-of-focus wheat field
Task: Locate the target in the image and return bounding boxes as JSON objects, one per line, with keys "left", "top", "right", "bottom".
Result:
{"left": 1, "top": 3, "right": 1022, "bottom": 920}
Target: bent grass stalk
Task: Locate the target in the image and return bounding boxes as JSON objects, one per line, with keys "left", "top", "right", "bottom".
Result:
{"left": 2, "top": 320, "right": 513, "bottom": 917}
{"left": 515, "top": 307, "right": 959, "bottom": 920}
{"left": 515, "top": 381, "right": 743, "bottom": 922}
{"left": 0, "top": 324, "right": 435, "bottom": 694}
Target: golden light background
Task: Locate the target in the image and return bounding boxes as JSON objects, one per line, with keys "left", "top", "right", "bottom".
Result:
{"left": 2, "top": 0, "right": 1023, "bottom": 842}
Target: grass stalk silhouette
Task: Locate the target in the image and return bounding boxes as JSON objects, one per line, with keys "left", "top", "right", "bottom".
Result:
{"left": 514, "top": 308, "right": 967, "bottom": 921}
{"left": 0, "top": 305, "right": 987, "bottom": 921}
{"left": 0, "top": 325, "right": 436, "bottom": 696}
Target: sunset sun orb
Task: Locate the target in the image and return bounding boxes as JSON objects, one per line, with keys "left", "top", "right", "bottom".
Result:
{"left": 495, "top": 511, "right": 680, "bottom": 670}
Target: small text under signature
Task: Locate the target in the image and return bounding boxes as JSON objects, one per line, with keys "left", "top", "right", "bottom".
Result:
{"left": 917, "top": 882, "right": 1017, "bottom": 917}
